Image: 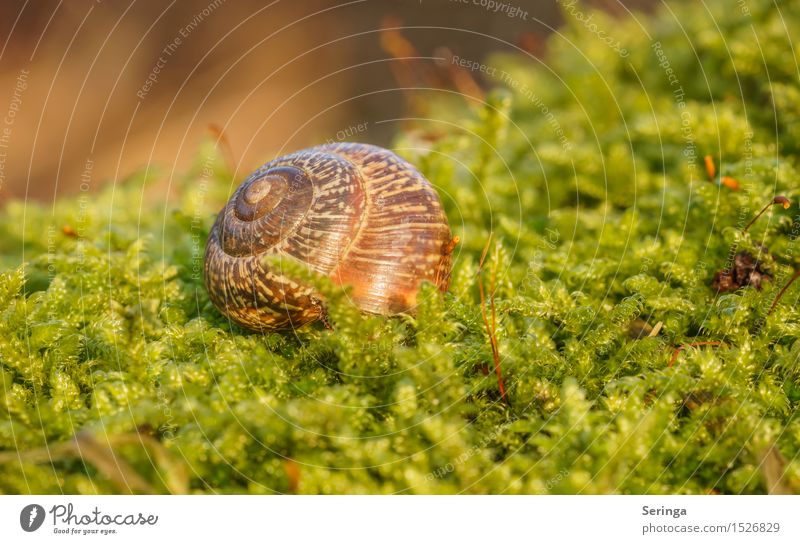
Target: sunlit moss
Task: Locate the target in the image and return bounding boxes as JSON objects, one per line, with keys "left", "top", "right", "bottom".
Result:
{"left": 1, "top": 0, "right": 799, "bottom": 494}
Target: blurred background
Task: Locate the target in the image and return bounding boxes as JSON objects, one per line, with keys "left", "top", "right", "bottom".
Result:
{"left": 0, "top": 0, "right": 655, "bottom": 200}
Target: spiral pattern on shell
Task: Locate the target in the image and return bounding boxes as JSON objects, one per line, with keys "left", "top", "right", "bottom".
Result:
{"left": 204, "top": 142, "right": 454, "bottom": 331}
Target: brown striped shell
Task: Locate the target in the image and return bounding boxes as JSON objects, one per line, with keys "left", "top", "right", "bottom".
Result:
{"left": 204, "top": 142, "right": 455, "bottom": 331}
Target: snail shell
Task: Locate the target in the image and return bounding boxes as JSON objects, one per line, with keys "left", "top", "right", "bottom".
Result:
{"left": 204, "top": 142, "right": 454, "bottom": 331}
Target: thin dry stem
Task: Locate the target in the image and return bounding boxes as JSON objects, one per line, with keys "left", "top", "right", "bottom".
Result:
{"left": 743, "top": 196, "right": 792, "bottom": 234}
{"left": 477, "top": 233, "right": 508, "bottom": 403}
{"left": 207, "top": 124, "right": 237, "bottom": 174}
{"left": 769, "top": 268, "right": 800, "bottom": 315}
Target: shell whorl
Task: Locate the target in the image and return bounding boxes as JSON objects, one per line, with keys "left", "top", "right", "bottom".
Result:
{"left": 204, "top": 142, "right": 453, "bottom": 331}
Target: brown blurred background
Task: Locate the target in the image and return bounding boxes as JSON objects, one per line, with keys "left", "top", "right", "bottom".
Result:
{"left": 0, "top": 0, "right": 654, "bottom": 201}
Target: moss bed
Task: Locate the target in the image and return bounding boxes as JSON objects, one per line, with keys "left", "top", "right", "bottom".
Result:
{"left": 2, "top": 0, "right": 800, "bottom": 493}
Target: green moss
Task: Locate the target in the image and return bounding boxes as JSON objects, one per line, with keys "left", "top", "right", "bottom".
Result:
{"left": 1, "top": 0, "right": 800, "bottom": 493}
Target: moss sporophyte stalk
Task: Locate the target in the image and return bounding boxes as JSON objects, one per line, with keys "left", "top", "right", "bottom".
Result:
{"left": 2, "top": 0, "right": 800, "bottom": 493}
